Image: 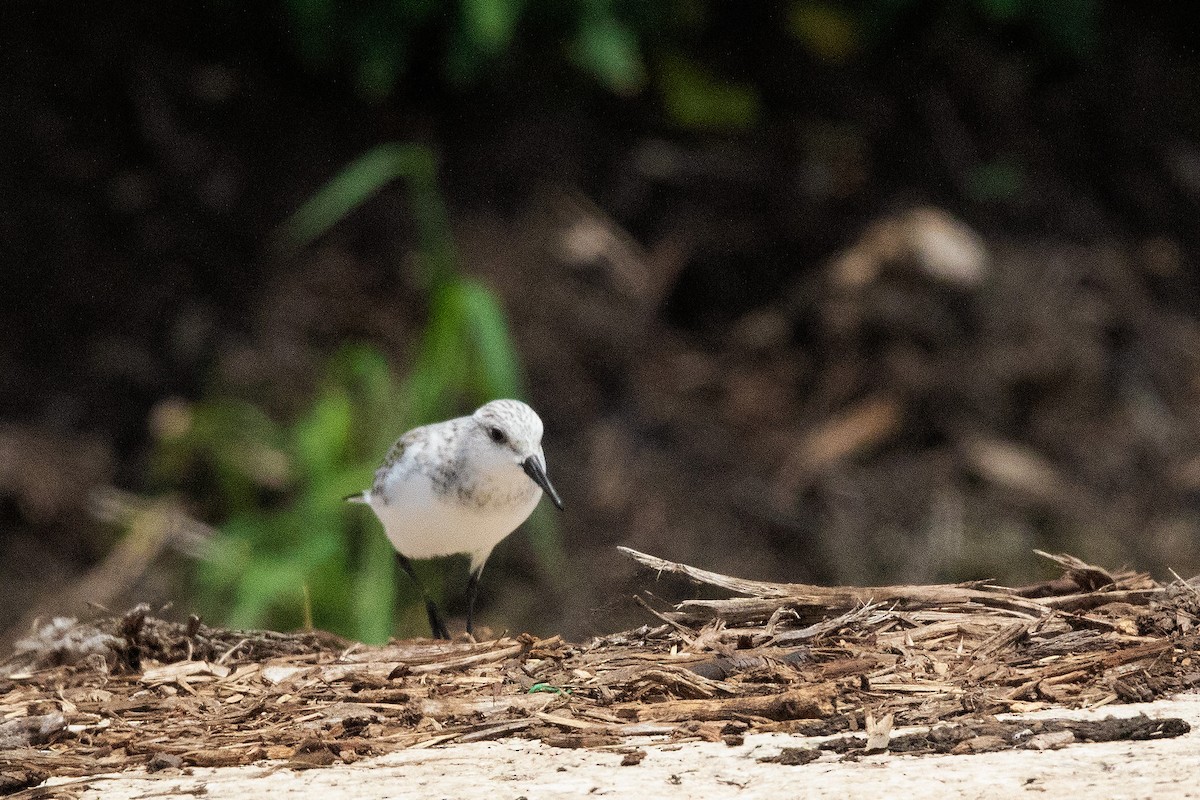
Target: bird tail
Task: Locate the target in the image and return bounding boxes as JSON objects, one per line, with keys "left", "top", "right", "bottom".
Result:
{"left": 343, "top": 491, "right": 368, "bottom": 504}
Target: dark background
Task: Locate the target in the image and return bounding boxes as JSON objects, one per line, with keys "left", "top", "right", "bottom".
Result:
{"left": 5, "top": 0, "right": 1200, "bottom": 645}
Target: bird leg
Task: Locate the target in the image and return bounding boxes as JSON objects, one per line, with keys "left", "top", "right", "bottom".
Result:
{"left": 395, "top": 553, "right": 450, "bottom": 640}
{"left": 465, "top": 569, "right": 482, "bottom": 639}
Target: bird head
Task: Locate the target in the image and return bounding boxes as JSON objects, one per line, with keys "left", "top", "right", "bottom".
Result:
{"left": 471, "top": 399, "right": 564, "bottom": 510}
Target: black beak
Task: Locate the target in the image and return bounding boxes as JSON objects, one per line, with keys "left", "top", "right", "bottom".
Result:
{"left": 522, "top": 456, "right": 564, "bottom": 511}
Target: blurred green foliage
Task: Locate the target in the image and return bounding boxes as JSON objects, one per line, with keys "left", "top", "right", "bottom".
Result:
{"left": 658, "top": 52, "right": 761, "bottom": 132}
{"left": 156, "top": 143, "right": 563, "bottom": 642}
{"left": 270, "top": 0, "right": 1101, "bottom": 129}
{"left": 280, "top": 0, "right": 649, "bottom": 99}
{"left": 790, "top": 3, "right": 863, "bottom": 63}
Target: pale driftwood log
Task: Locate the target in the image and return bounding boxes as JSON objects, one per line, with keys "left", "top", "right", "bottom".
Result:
{"left": 618, "top": 546, "right": 1050, "bottom": 617}
{"left": 1039, "top": 589, "right": 1164, "bottom": 612}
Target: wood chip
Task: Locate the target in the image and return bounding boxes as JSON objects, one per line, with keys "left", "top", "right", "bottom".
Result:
{"left": 0, "top": 549, "right": 1195, "bottom": 782}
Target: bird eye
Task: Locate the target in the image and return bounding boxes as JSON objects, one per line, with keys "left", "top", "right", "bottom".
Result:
{"left": 489, "top": 427, "right": 507, "bottom": 444}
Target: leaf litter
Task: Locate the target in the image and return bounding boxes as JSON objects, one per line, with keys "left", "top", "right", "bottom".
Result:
{"left": 1, "top": 548, "right": 1198, "bottom": 794}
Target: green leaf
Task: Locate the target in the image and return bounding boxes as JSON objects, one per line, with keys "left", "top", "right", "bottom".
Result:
{"left": 789, "top": 2, "right": 861, "bottom": 63}
{"left": 354, "top": 527, "right": 398, "bottom": 643}
{"left": 458, "top": 278, "right": 524, "bottom": 400}
{"left": 403, "top": 280, "right": 473, "bottom": 422}
{"left": 573, "top": 16, "right": 644, "bottom": 95}
{"left": 528, "top": 683, "right": 571, "bottom": 695}
{"left": 329, "top": 344, "right": 406, "bottom": 458}
{"left": 228, "top": 559, "right": 309, "bottom": 628}
{"left": 462, "top": 0, "right": 525, "bottom": 53}
{"left": 658, "top": 52, "right": 761, "bottom": 131}
{"left": 276, "top": 143, "right": 443, "bottom": 260}
{"left": 291, "top": 385, "right": 353, "bottom": 477}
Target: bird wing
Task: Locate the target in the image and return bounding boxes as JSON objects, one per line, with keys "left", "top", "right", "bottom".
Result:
{"left": 369, "top": 428, "right": 423, "bottom": 498}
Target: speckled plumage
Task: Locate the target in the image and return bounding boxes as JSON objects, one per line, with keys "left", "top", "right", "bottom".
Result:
{"left": 353, "top": 398, "right": 561, "bottom": 580}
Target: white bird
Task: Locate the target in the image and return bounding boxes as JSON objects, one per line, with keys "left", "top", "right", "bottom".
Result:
{"left": 347, "top": 399, "right": 563, "bottom": 638}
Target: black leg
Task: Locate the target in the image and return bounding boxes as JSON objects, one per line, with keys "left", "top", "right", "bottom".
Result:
{"left": 395, "top": 553, "right": 450, "bottom": 640}
{"left": 465, "top": 570, "right": 482, "bottom": 638}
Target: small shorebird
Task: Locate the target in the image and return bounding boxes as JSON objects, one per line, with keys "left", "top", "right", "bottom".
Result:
{"left": 347, "top": 399, "right": 564, "bottom": 639}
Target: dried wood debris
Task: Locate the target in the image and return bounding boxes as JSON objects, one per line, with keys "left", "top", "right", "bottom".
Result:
{"left": 1, "top": 549, "right": 1198, "bottom": 792}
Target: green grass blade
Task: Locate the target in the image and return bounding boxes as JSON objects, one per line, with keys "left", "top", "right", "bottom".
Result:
{"left": 354, "top": 526, "right": 397, "bottom": 643}
{"left": 275, "top": 143, "right": 449, "bottom": 271}
{"left": 458, "top": 278, "right": 524, "bottom": 399}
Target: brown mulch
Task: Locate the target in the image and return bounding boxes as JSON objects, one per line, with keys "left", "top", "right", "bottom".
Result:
{"left": 1, "top": 550, "right": 1198, "bottom": 793}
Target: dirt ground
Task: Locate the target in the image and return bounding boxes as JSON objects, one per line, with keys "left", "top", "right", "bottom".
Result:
{"left": 48, "top": 694, "right": 1200, "bottom": 800}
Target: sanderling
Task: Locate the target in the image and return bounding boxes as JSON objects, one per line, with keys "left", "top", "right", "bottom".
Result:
{"left": 347, "top": 399, "right": 564, "bottom": 639}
